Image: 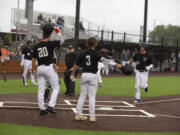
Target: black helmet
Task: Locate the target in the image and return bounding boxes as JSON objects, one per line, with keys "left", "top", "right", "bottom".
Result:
{"left": 122, "top": 64, "right": 134, "bottom": 75}
{"left": 27, "top": 40, "right": 32, "bottom": 45}
{"left": 42, "top": 23, "right": 53, "bottom": 35}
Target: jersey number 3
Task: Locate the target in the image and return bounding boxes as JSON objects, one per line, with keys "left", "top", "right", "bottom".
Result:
{"left": 86, "top": 55, "right": 91, "bottom": 66}
{"left": 38, "top": 47, "right": 48, "bottom": 58}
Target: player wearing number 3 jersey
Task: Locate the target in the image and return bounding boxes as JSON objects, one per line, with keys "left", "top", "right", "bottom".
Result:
{"left": 70, "top": 37, "right": 121, "bottom": 122}
{"left": 32, "top": 23, "right": 64, "bottom": 115}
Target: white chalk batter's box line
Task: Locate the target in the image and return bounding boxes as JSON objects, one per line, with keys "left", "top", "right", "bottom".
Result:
{"left": 71, "top": 108, "right": 156, "bottom": 118}
{"left": 0, "top": 101, "right": 156, "bottom": 118}
{"left": 63, "top": 100, "right": 136, "bottom": 108}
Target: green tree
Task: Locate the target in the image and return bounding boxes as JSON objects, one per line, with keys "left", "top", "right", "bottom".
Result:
{"left": 148, "top": 24, "right": 180, "bottom": 46}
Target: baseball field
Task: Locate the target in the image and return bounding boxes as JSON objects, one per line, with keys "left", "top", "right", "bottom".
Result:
{"left": 0, "top": 74, "right": 180, "bottom": 135}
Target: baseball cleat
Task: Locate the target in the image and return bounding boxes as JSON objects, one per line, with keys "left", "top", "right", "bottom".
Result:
{"left": 32, "top": 82, "right": 37, "bottom": 85}
{"left": 24, "top": 83, "right": 28, "bottom": 86}
{"left": 40, "top": 109, "right": 48, "bottom": 115}
{"left": 47, "top": 106, "right": 57, "bottom": 114}
{"left": 74, "top": 114, "right": 88, "bottom": 121}
{"left": 64, "top": 91, "right": 69, "bottom": 95}
{"left": 90, "top": 117, "right": 97, "bottom": 122}
{"left": 144, "top": 87, "right": 148, "bottom": 93}
{"left": 133, "top": 99, "right": 140, "bottom": 103}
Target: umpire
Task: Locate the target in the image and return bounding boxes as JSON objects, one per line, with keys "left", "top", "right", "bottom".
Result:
{"left": 64, "top": 45, "right": 77, "bottom": 96}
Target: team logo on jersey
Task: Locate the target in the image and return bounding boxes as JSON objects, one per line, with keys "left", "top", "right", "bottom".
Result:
{"left": 27, "top": 53, "right": 30, "bottom": 56}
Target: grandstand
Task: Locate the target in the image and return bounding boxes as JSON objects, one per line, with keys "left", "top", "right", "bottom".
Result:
{"left": 10, "top": 8, "right": 108, "bottom": 41}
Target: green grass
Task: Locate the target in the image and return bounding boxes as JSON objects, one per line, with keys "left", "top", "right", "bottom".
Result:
{"left": 0, "top": 76, "right": 180, "bottom": 135}
{"left": 0, "top": 122, "right": 180, "bottom": 135}
{"left": 0, "top": 76, "right": 180, "bottom": 98}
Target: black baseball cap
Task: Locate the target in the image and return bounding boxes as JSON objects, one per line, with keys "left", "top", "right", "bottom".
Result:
{"left": 42, "top": 23, "right": 53, "bottom": 35}
{"left": 68, "top": 45, "right": 74, "bottom": 49}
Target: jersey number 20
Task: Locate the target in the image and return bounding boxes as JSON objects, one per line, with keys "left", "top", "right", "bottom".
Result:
{"left": 38, "top": 47, "right": 48, "bottom": 58}
{"left": 86, "top": 55, "right": 91, "bottom": 66}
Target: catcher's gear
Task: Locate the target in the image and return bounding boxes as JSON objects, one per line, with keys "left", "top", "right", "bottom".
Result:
{"left": 122, "top": 64, "right": 134, "bottom": 75}
{"left": 42, "top": 23, "right": 53, "bottom": 35}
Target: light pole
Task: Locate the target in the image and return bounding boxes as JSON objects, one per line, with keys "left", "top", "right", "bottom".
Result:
{"left": 75, "top": 0, "right": 81, "bottom": 46}
{"left": 143, "top": 0, "right": 148, "bottom": 43}
{"left": 15, "top": 0, "right": 20, "bottom": 51}
{"left": 26, "top": 0, "right": 34, "bottom": 40}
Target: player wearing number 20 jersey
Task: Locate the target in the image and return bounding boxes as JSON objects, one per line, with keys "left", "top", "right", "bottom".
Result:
{"left": 32, "top": 23, "right": 64, "bottom": 115}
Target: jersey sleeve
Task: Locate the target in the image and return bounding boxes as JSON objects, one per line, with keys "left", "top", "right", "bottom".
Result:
{"left": 22, "top": 48, "right": 26, "bottom": 55}
{"left": 52, "top": 41, "right": 61, "bottom": 49}
{"left": 76, "top": 53, "right": 83, "bottom": 66}
{"left": 96, "top": 51, "right": 102, "bottom": 61}
{"left": 32, "top": 46, "right": 38, "bottom": 58}
{"left": 133, "top": 53, "right": 138, "bottom": 61}
{"left": 148, "top": 54, "right": 153, "bottom": 65}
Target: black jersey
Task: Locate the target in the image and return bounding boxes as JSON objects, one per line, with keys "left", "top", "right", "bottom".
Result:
{"left": 22, "top": 46, "right": 33, "bottom": 60}
{"left": 32, "top": 40, "right": 60, "bottom": 66}
{"left": 65, "top": 52, "right": 77, "bottom": 70}
{"left": 133, "top": 52, "right": 153, "bottom": 71}
{"left": 76, "top": 49, "right": 102, "bottom": 74}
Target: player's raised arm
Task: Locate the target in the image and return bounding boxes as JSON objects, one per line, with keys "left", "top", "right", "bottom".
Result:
{"left": 100, "top": 57, "right": 122, "bottom": 68}
{"left": 53, "top": 26, "right": 64, "bottom": 45}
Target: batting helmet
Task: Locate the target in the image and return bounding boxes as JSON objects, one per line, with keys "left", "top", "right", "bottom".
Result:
{"left": 42, "top": 23, "right": 53, "bottom": 35}
{"left": 122, "top": 64, "right": 134, "bottom": 75}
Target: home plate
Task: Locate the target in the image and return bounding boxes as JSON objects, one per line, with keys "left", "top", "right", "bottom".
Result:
{"left": 97, "top": 107, "right": 114, "bottom": 110}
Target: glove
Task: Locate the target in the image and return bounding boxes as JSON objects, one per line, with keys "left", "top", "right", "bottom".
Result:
{"left": 145, "top": 64, "right": 153, "bottom": 71}
{"left": 70, "top": 75, "right": 76, "bottom": 82}
{"left": 53, "top": 26, "right": 60, "bottom": 33}
{"left": 145, "top": 66, "right": 150, "bottom": 71}
{"left": 31, "top": 67, "right": 37, "bottom": 72}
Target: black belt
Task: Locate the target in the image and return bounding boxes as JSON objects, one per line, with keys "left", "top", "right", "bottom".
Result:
{"left": 83, "top": 71, "right": 97, "bottom": 74}
{"left": 39, "top": 63, "right": 52, "bottom": 66}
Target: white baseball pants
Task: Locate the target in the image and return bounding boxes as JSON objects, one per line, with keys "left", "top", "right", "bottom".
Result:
{"left": 76, "top": 73, "right": 98, "bottom": 117}
{"left": 37, "top": 64, "right": 60, "bottom": 110}
{"left": 97, "top": 62, "right": 104, "bottom": 83}
{"left": 23, "top": 59, "right": 36, "bottom": 84}
{"left": 135, "top": 70, "right": 149, "bottom": 100}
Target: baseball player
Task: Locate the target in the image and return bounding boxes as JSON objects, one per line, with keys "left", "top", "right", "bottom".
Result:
{"left": 32, "top": 23, "right": 64, "bottom": 115}
{"left": 21, "top": 41, "right": 37, "bottom": 85}
{"left": 129, "top": 45, "right": 153, "bottom": 103}
{"left": 44, "top": 48, "right": 60, "bottom": 102}
{"left": 97, "top": 62, "right": 105, "bottom": 87}
{"left": 70, "top": 37, "right": 121, "bottom": 122}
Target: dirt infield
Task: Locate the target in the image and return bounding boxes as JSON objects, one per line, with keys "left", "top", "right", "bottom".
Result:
{"left": 0, "top": 94, "right": 180, "bottom": 132}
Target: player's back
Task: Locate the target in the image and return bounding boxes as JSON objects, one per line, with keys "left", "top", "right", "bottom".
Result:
{"left": 33, "top": 40, "right": 60, "bottom": 66}
{"left": 77, "top": 49, "right": 102, "bottom": 74}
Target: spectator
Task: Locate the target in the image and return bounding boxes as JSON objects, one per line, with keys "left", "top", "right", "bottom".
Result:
{"left": 37, "top": 14, "right": 43, "bottom": 23}
{"left": 79, "top": 21, "right": 85, "bottom": 31}
{"left": 57, "top": 16, "right": 65, "bottom": 31}
{"left": 48, "top": 18, "right": 52, "bottom": 23}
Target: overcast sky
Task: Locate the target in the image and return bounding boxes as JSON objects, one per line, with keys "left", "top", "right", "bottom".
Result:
{"left": 0, "top": 0, "right": 179, "bottom": 34}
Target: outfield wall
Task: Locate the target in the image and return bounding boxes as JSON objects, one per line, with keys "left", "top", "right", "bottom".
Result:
{"left": 0, "top": 61, "right": 66, "bottom": 74}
